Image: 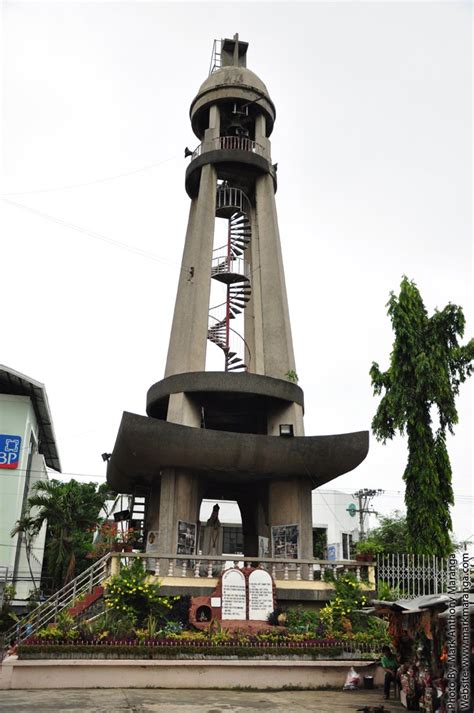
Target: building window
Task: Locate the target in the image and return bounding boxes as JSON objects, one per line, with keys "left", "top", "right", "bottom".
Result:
{"left": 222, "top": 526, "right": 243, "bottom": 554}
{"left": 342, "top": 532, "right": 353, "bottom": 560}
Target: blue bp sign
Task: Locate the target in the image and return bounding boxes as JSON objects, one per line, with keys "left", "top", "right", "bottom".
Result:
{"left": 0, "top": 434, "right": 22, "bottom": 469}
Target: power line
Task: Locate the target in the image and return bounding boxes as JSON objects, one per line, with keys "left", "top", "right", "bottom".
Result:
{"left": 352, "top": 488, "right": 383, "bottom": 538}
{"left": 2, "top": 469, "right": 473, "bottom": 501}
{"left": 317, "top": 491, "right": 352, "bottom": 534}
{"left": 2, "top": 197, "right": 181, "bottom": 268}
{"left": 1, "top": 155, "right": 180, "bottom": 196}
{"left": 0, "top": 543, "right": 46, "bottom": 551}
{"left": 0, "top": 467, "right": 106, "bottom": 480}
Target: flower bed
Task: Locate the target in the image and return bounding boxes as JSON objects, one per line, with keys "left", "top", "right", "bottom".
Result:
{"left": 14, "top": 564, "right": 389, "bottom": 662}
{"left": 17, "top": 635, "right": 387, "bottom": 661}
{"left": 18, "top": 639, "right": 345, "bottom": 660}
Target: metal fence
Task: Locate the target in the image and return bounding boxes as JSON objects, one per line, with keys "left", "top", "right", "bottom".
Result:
{"left": 376, "top": 553, "right": 462, "bottom": 598}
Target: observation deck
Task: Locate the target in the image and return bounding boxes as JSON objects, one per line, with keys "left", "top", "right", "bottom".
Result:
{"left": 185, "top": 135, "right": 276, "bottom": 199}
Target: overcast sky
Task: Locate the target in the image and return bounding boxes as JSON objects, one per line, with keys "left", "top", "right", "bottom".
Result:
{"left": 1, "top": 1, "right": 472, "bottom": 545}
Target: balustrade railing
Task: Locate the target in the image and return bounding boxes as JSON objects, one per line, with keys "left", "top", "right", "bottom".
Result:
{"left": 191, "top": 136, "right": 265, "bottom": 161}
{"left": 109, "top": 552, "right": 376, "bottom": 585}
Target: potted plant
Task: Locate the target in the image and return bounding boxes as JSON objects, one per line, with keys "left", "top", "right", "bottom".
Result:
{"left": 354, "top": 539, "right": 383, "bottom": 562}
{"left": 120, "top": 527, "right": 142, "bottom": 552}
{"left": 89, "top": 522, "right": 122, "bottom": 556}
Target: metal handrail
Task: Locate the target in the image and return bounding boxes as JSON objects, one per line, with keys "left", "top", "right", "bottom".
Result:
{"left": 211, "top": 255, "right": 250, "bottom": 280}
{"left": 1, "top": 552, "right": 111, "bottom": 658}
{"left": 216, "top": 185, "right": 251, "bottom": 216}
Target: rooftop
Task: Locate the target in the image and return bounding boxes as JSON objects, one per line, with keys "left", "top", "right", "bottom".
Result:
{"left": 0, "top": 364, "right": 61, "bottom": 472}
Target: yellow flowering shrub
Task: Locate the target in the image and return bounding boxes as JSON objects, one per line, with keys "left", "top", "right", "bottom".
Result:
{"left": 105, "top": 558, "right": 177, "bottom": 625}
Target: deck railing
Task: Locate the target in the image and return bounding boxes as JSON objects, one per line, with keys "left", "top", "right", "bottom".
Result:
{"left": 191, "top": 136, "right": 265, "bottom": 161}
{"left": 109, "top": 552, "right": 376, "bottom": 585}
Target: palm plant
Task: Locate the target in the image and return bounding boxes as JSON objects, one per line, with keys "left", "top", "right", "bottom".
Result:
{"left": 26, "top": 479, "right": 112, "bottom": 589}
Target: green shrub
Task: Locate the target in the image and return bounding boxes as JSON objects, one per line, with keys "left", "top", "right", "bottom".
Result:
{"left": 376, "top": 579, "right": 404, "bottom": 601}
{"left": 56, "top": 611, "right": 75, "bottom": 637}
{"left": 267, "top": 608, "right": 286, "bottom": 626}
{"left": 104, "top": 558, "right": 176, "bottom": 625}
{"left": 285, "top": 608, "right": 320, "bottom": 634}
{"left": 319, "top": 572, "right": 368, "bottom": 636}
{"left": 35, "top": 625, "right": 78, "bottom": 642}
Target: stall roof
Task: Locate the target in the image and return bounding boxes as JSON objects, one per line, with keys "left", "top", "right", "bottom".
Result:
{"left": 0, "top": 364, "right": 61, "bottom": 472}
{"left": 372, "top": 592, "right": 473, "bottom": 614}
{"left": 439, "top": 598, "right": 474, "bottom": 619}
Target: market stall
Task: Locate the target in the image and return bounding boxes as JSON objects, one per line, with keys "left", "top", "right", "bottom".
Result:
{"left": 370, "top": 593, "right": 473, "bottom": 712}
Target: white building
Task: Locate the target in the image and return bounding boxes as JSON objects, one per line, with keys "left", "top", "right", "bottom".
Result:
{"left": 0, "top": 365, "right": 61, "bottom": 607}
{"left": 199, "top": 489, "right": 362, "bottom": 560}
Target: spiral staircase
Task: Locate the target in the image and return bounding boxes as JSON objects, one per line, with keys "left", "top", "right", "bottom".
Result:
{"left": 208, "top": 186, "right": 252, "bottom": 372}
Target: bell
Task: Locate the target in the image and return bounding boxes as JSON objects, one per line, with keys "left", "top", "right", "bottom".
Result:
{"left": 228, "top": 114, "right": 244, "bottom": 132}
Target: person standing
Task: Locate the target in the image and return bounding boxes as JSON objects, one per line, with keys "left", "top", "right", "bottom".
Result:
{"left": 380, "top": 645, "right": 399, "bottom": 699}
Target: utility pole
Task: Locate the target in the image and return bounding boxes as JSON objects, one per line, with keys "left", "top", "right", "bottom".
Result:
{"left": 352, "top": 488, "right": 383, "bottom": 540}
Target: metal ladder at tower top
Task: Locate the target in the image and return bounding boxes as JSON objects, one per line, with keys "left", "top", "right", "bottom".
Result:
{"left": 208, "top": 186, "right": 252, "bottom": 372}
{"left": 209, "top": 39, "right": 222, "bottom": 75}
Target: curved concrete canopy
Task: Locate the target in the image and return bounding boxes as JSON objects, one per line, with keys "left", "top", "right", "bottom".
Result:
{"left": 185, "top": 149, "right": 276, "bottom": 199}
{"left": 106, "top": 411, "right": 369, "bottom": 493}
{"left": 190, "top": 67, "right": 276, "bottom": 139}
{"left": 147, "top": 371, "right": 304, "bottom": 418}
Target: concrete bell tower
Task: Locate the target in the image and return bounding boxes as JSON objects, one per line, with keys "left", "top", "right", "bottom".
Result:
{"left": 107, "top": 36, "right": 369, "bottom": 560}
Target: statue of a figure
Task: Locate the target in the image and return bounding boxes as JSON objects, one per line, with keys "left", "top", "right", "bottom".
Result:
{"left": 201, "top": 503, "right": 223, "bottom": 556}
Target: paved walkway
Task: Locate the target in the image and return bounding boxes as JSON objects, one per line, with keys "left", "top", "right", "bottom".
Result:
{"left": 0, "top": 687, "right": 405, "bottom": 712}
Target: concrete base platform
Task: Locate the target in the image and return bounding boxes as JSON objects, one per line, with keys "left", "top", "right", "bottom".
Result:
{"left": 1, "top": 656, "right": 384, "bottom": 690}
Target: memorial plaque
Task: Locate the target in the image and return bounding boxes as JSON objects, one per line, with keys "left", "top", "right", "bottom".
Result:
{"left": 248, "top": 569, "right": 274, "bottom": 621}
{"left": 221, "top": 568, "right": 246, "bottom": 620}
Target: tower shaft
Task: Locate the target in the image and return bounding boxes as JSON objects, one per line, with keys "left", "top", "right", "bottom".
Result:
{"left": 107, "top": 37, "right": 369, "bottom": 562}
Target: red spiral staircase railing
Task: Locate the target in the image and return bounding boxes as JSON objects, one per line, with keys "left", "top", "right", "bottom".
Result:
{"left": 208, "top": 186, "right": 252, "bottom": 372}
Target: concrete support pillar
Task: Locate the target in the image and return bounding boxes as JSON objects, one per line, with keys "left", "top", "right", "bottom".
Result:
{"left": 237, "top": 495, "right": 259, "bottom": 557}
{"left": 146, "top": 486, "right": 161, "bottom": 533}
{"left": 252, "top": 173, "right": 297, "bottom": 380}
{"left": 245, "top": 206, "right": 264, "bottom": 375}
{"left": 255, "top": 113, "right": 266, "bottom": 139}
{"left": 157, "top": 468, "right": 201, "bottom": 556}
{"left": 209, "top": 104, "right": 220, "bottom": 132}
{"left": 166, "top": 392, "right": 201, "bottom": 427}
{"left": 254, "top": 114, "right": 271, "bottom": 160}
{"left": 164, "top": 163, "right": 217, "bottom": 377}
{"left": 268, "top": 478, "right": 313, "bottom": 560}
{"left": 267, "top": 401, "right": 305, "bottom": 437}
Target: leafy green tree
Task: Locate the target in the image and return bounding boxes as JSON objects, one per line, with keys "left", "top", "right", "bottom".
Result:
{"left": 368, "top": 511, "right": 457, "bottom": 554}
{"left": 0, "top": 584, "right": 17, "bottom": 633}
{"left": 25, "top": 479, "right": 113, "bottom": 589}
{"left": 370, "top": 277, "right": 474, "bottom": 557}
